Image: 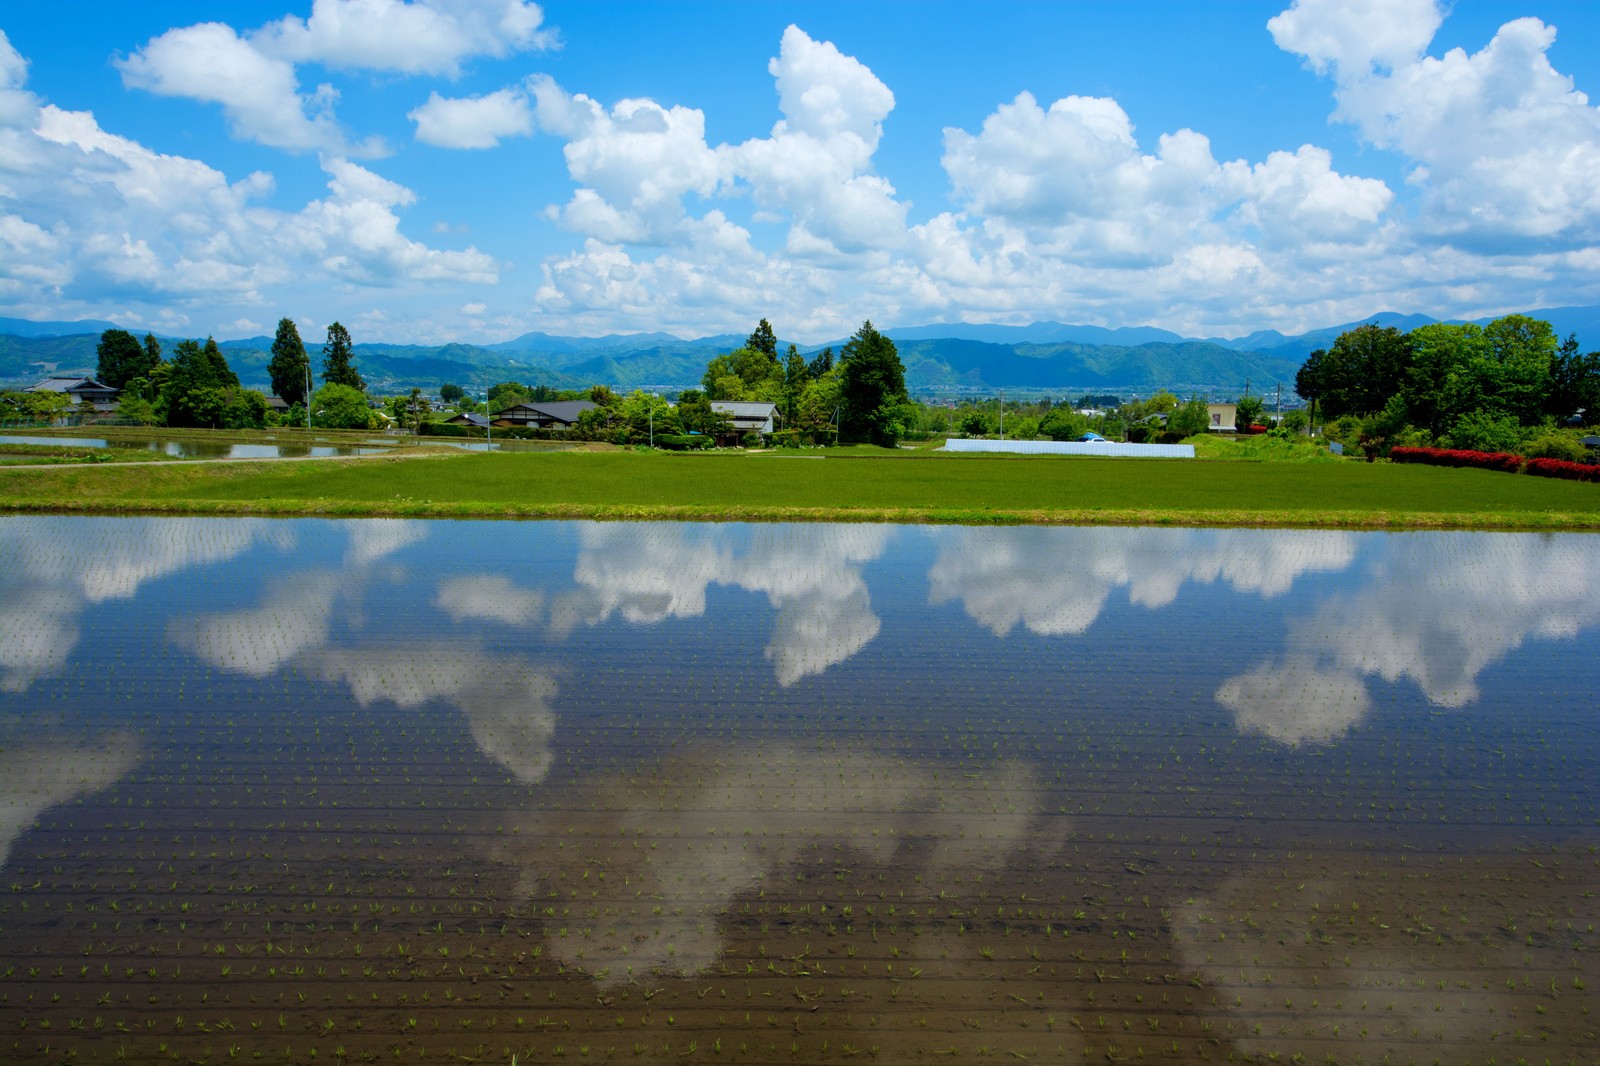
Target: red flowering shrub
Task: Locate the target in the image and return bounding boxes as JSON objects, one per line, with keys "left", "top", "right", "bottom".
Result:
{"left": 1523, "top": 457, "right": 1600, "bottom": 482}
{"left": 1389, "top": 446, "right": 1523, "bottom": 473}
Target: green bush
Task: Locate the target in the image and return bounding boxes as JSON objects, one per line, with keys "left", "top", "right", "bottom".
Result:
{"left": 1522, "top": 431, "right": 1587, "bottom": 462}
{"left": 654, "top": 433, "right": 714, "bottom": 451}
{"left": 1443, "top": 410, "right": 1524, "bottom": 454}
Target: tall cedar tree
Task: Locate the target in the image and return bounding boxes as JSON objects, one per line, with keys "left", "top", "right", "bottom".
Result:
{"left": 838, "top": 320, "right": 907, "bottom": 446}
{"left": 164, "top": 337, "right": 239, "bottom": 427}
{"left": 745, "top": 318, "right": 778, "bottom": 357}
{"left": 96, "top": 328, "right": 159, "bottom": 389}
{"left": 321, "top": 321, "right": 364, "bottom": 391}
{"left": 267, "top": 318, "right": 311, "bottom": 406}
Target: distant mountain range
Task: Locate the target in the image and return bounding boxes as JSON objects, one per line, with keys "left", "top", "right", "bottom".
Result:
{"left": 4, "top": 306, "right": 1598, "bottom": 398}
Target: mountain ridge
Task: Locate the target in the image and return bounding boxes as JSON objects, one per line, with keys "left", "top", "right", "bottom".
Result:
{"left": 4, "top": 306, "right": 1597, "bottom": 395}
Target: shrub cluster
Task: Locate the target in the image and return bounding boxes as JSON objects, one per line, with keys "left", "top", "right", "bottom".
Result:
{"left": 1389, "top": 446, "right": 1524, "bottom": 473}
{"left": 1524, "top": 457, "right": 1600, "bottom": 482}
{"left": 652, "top": 433, "right": 715, "bottom": 451}
{"left": 1390, "top": 445, "right": 1600, "bottom": 482}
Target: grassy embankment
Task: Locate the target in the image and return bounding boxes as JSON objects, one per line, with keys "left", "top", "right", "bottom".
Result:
{"left": 2, "top": 443, "right": 1597, "bottom": 528}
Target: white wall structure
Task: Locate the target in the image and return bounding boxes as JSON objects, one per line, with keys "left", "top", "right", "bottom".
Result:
{"left": 942, "top": 439, "right": 1195, "bottom": 458}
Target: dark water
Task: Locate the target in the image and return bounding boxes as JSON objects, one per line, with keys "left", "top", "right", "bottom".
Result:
{"left": 0, "top": 434, "right": 389, "bottom": 457}
{"left": 0, "top": 517, "right": 1595, "bottom": 1065}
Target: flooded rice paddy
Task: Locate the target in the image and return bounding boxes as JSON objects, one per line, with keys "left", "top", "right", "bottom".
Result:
{"left": 0, "top": 435, "right": 393, "bottom": 459}
{"left": 0, "top": 516, "right": 1595, "bottom": 1065}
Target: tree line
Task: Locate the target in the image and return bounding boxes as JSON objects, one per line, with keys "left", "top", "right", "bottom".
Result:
{"left": 62, "top": 319, "right": 376, "bottom": 429}
{"left": 1294, "top": 314, "right": 1599, "bottom": 458}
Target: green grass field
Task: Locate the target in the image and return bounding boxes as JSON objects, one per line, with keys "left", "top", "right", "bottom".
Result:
{"left": 2, "top": 446, "right": 1597, "bottom": 528}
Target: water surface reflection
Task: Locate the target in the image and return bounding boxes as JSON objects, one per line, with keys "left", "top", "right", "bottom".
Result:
{"left": 0, "top": 517, "right": 1593, "bottom": 1065}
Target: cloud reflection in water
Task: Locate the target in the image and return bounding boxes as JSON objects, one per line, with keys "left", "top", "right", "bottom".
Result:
{"left": 1216, "top": 533, "right": 1600, "bottom": 744}
{"left": 551, "top": 523, "right": 892, "bottom": 685}
{"left": 928, "top": 527, "right": 1358, "bottom": 636}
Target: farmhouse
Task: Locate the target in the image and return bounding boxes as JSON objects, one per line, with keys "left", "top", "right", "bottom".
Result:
{"left": 444, "top": 411, "right": 490, "bottom": 428}
{"left": 1206, "top": 402, "right": 1237, "bottom": 431}
{"left": 493, "top": 400, "right": 598, "bottom": 429}
{"left": 26, "top": 375, "right": 119, "bottom": 410}
{"left": 711, "top": 401, "right": 778, "bottom": 445}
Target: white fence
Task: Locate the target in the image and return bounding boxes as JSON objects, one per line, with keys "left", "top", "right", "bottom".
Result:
{"left": 941, "top": 439, "right": 1195, "bottom": 458}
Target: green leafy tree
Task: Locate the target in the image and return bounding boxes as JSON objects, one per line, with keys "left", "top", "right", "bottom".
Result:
{"left": 806, "top": 346, "right": 834, "bottom": 379}
{"left": 439, "top": 382, "right": 465, "bottom": 404}
{"left": 1234, "top": 395, "right": 1266, "bottom": 430}
{"left": 1166, "top": 396, "right": 1210, "bottom": 439}
{"left": 321, "top": 322, "right": 364, "bottom": 391}
{"left": 96, "top": 328, "right": 158, "bottom": 390}
{"left": 1294, "top": 348, "right": 1326, "bottom": 429}
{"left": 702, "top": 344, "right": 782, "bottom": 401}
{"left": 745, "top": 318, "right": 778, "bottom": 357}
{"left": 164, "top": 337, "right": 242, "bottom": 427}
{"left": 311, "top": 383, "right": 374, "bottom": 429}
{"left": 120, "top": 376, "right": 155, "bottom": 403}
{"left": 783, "top": 344, "right": 807, "bottom": 426}
{"left": 1442, "top": 410, "right": 1524, "bottom": 453}
{"left": 958, "top": 408, "right": 993, "bottom": 436}
{"left": 792, "top": 370, "right": 840, "bottom": 442}
{"left": 142, "top": 332, "right": 162, "bottom": 369}
{"left": 617, "top": 390, "right": 678, "bottom": 443}
{"left": 488, "top": 381, "right": 531, "bottom": 412}
{"left": 1317, "top": 324, "right": 1413, "bottom": 419}
{"left": 1400, "top": 323, "right": 1483, "bottom": 437}
{"left": 16, "top": 389, "right": 70, "bottom": 421}
{"left": 674, "top": 389, "right": 732, "bottom": 437}
{"left": 267, "top": 318, "right": 311, "bottom": 406}
{"left": 838, "top": 320, "right": 908, "bottom": 446}
{"left": 1546, "top": 334, "right": 1600, "bottom": 425}
{"left": 221, "top": 389, "right": 269, "bottom": 430}
{"left": 1038, "top": 405, "right": 1088, "bottom": 441}
{"left": 400, "top": 387, "right": 431, "bottom": 432}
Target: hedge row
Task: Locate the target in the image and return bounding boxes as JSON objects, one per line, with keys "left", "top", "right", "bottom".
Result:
{"left": 1389, "top": 446, "right": 1524, "bottom": 473}
{"left": 1524, "top": 457, "right": 1600, "bottom": 482}
{"left": 1390, "top": 446, "right": 1600, "bottom": 482}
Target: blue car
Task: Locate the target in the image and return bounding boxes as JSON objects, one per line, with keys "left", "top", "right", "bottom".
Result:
{"left": 1076, "top": 432, "right": 1108, "bottom": 442}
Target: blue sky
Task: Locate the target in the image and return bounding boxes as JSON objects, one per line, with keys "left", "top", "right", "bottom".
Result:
{"left": 1, "top": 0, "right": 1598, "bottom": 344}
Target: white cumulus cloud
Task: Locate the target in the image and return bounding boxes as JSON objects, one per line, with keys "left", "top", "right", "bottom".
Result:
{"left": 410, "top": 85, "right": 533, "bottom": 148}
{"left": 1272, "top": 0, "right": 1600, "bottom": 248}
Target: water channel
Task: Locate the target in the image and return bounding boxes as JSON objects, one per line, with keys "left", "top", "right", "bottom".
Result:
{"left": 0, "top": 516, "right": 1594, "bottom": 1064}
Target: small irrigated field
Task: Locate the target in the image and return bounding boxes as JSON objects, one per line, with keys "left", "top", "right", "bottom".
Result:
{"left": 3, "top": 446, "right": 1599, "bottom": 527}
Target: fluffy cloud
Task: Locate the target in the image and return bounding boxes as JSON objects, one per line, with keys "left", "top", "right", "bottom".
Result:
{"left": 119, "top": 2, "right": 554, "bottom": 154}
{"left": 257, "top": 0, "right": 554, "bottom": 76}
{"left": 410, "top": 85, "right": 533, "bottom": 148}
{"left": 116, "top": 22, "right": 369, "bottom": 156}
{"left": 1272, "top": 0, "right": 1600, "bottom": 247}
{"left": 0, "top": 46, "right": 498, "bottom": 319}
{"left": 726, "top": 26, "right": 907, "bottom": 254}
{"left": 1266, "top": 0, "right": 1442, "bottom": 76}
{"left": 528, "top": 76, "right": 728, "bottom": 244}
